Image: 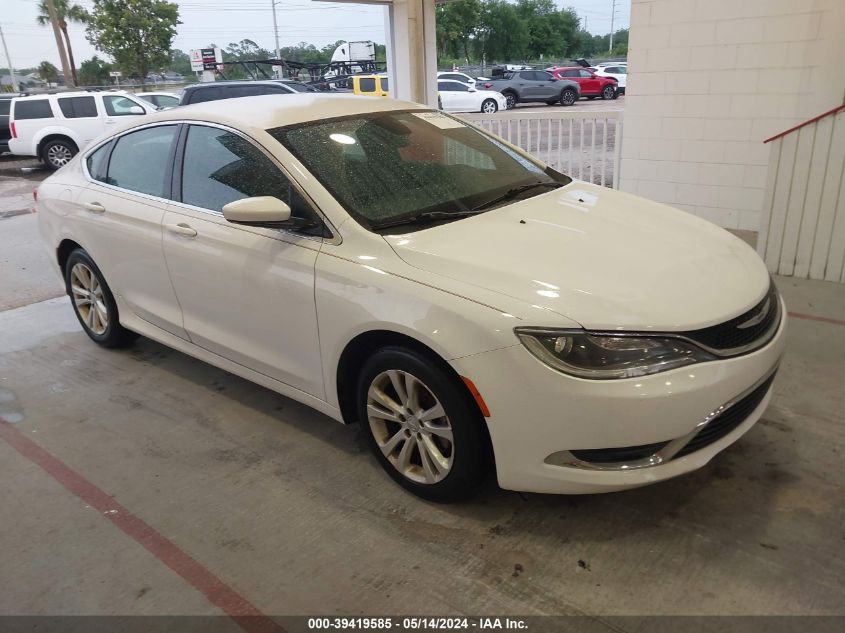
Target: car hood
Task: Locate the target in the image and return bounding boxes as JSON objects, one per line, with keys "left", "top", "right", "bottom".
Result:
{"left": 383, "top": 183, "right": 770, "bottom": 331}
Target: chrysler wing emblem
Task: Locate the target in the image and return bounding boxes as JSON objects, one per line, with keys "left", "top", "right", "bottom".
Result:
{"left": 737, "top": 298, "right": 771, "bottom": 329}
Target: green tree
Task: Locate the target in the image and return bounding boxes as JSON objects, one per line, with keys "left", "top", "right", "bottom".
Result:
{"left": 38, "top": 60, "right": 59, "bottom": 84}
{"left": 86, "top": 0, "right": 180, "bottom": 82}
{"left": 475, "top": 0, "right": 529, "bottom": 64}
{"left": 35, "top": 0, "right": 89, "bottom": 87}
{"left": 436, "top": 0, "right": 482, "bottom": 63}
{"left": 167, "top": 49, "right": 191, "bottom": 75}
{"left": 78, "top": 55, "right": 112, "bottom": 86}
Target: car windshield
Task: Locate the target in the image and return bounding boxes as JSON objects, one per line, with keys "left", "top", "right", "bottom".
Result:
{"left": 270, "top": 110, "right": 570, "bottom": 231}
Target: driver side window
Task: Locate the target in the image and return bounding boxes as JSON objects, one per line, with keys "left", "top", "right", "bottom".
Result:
{"left": 180, "top": 125, "right": 320, "bottom": 227}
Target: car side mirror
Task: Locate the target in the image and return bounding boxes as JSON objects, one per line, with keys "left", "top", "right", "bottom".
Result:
{"left": 129, "top": 105, "right": 145, "bottom": 115}
{"left": 222, "top": 196, "right": 317, "bottom": 230}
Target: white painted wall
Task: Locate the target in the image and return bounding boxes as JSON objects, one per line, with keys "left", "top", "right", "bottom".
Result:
{"left": 620, "top": 0, "right": 845, "bottom": 231}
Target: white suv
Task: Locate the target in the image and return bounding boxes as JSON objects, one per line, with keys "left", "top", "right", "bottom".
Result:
{"left": 593, "top": 63, "right": 627, "bottom": 94}
{"left": 8, "top": 91, "right": 156, "bottom": 169}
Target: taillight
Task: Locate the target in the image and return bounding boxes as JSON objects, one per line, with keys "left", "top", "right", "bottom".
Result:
{"left": 10, "top": 121, "right": 16, "bottom": 138}
{"left": 484, "top": 83, "right": 492, "bottom": 89}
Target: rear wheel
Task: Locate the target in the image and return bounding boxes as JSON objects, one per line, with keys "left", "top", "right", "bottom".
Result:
{"left": 481, "top": 98, "right": 498, "bottom": 114}
{"left": 560, "top": 88, "right": 577, "bottom": 106}
{"left": 601, "top": 85, "right": 616, "bottom": 100}
{"left": 64, "top": 249, "right": 138, "bottom": 348}
{"left": 41, "top": 138, "right": 77, "bottom": 170}
{"left": 504, "top": 92, "right": 517, "bottom": 110}
{"left": 358, "top": 347, "right": 490, "bottom": 501}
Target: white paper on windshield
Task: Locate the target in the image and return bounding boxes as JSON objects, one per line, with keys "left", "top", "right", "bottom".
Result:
{"left": 411, "top": 112, "right": 466, "bottom": 129}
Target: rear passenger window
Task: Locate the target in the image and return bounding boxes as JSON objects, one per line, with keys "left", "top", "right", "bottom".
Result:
{"left": 14, "top": 99, "right": 53, "bottom": 119}
{"left": 0, "top": 100, "right": 10, "bottom": 116}
{"left": 58, "top": 96, "right": 97, "bottom": 118}
{"left": 86, "top": 142, "right": 112, "bottom": 182}
{"left": 106, "top": 126, "right": 177, "bottom": 197}
{"left": 187, "top": 87, "right": 221, "bottom": 104}
{"left": 181, "top": 124, "right": 316, "bottom": 227}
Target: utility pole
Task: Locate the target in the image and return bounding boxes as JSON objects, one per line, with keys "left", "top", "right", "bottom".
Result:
{"left": 609, "top": 0, "right": 616, "bottom": 53}
{"left": 271, "top": 1, "right": 281, "bottom": 60}
{"left": 0, "top": 24, "right": 18, "bottom": 92}
{"left": 45, "top": 0, "right": 74, "bottom": 88}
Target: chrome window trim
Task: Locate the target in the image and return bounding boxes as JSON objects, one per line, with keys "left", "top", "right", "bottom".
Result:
{"left": 80, "top": 119, "right": 341, "bottom": 245}
{"left": 546, "top": 361, "right": 781, "bottom": 471}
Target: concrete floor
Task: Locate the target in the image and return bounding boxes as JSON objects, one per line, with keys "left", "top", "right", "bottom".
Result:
{"left": 0, "top": 165, "right": 844, "bottom": 621}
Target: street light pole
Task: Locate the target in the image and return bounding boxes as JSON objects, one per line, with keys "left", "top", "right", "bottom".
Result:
{"left": 45, "top": 0, "right": 74, "bottom": 88}
{"left": 0, "top": 24, "right": 18, "bottom": 93}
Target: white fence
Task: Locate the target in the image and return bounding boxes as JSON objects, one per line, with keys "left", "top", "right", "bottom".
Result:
{"left": 758, "top": 106, "right": 845, "bottom": 283}
{"left": 458, "top": 110, "right": 624, "bottom": 188}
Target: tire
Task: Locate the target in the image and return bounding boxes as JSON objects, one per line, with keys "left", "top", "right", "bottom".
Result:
{"left": 560, "top": 88, "right": 577, "bottom": 106}
{"left": 357, "top": 346, "right": 490, "bottom": 502}
{"left": 438, "top": 96, "right": 443, "bottom": 110}
{"left": 480, "top": 98, "right": 498, "bottom": 114}
{"left": 41, "top": 138, "right": 77, "bottom": 170}
{"left": 601, "top": 85, "right": 616, "bottom": 100}
{"left": 64, "top": 249, "right": 138, "bottom": 348}
{"left": 503, "top": 92, "right": 517, "bottom": 110}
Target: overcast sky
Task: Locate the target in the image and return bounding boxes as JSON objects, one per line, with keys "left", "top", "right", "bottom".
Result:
{"left": 1, "top": 0, "right": 630, "bottom": 71}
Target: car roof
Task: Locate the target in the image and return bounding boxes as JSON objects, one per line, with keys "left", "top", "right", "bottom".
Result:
{"left": 108, "top": 94, "right": 425, "bottom": 136}
{"left": 12, "top": 90, "right": 131, "bottom": 100}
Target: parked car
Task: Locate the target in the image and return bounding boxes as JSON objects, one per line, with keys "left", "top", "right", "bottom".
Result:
{"left": 437, "top": 80, "right": 505, "bottom": 113}
{"left": 0, "top": 94, "right": 19, "bottom": 154}
{"left": 180, "top": 80, "right": 303, "bottom": 105}
{"left": 436, "top": 71, "right": 476, "bottom": 87}
{"left": 480, "top": 70, "right": 580, "bottom": 109}
{"left": 549, "top": 67, "right": 618, "bottom": 100}
{"left": 8, "top": 91, "right": 155, "bottom": 169}
{"left": 352, "top": 74, "right": 389, "bottom": 97}
{"left": 593, "top": 63, "right": 627, "bottom": 94}
{"left": 135, "top": 91, "right": 181, "bottom": 109}
{"left": 36, "top": 94, "right": 786, "bottom": 500}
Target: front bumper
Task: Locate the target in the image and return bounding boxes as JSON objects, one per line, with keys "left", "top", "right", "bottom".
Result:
{"left": 451, "top": 299, "right": 787, "bottom": 494}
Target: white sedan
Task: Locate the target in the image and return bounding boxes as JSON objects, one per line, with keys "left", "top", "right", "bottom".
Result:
{"left": 437, "top": 80, "right": 506, "bottom": 114}
{"left": 37, "top": 94, "right": 786, "bottom": 500}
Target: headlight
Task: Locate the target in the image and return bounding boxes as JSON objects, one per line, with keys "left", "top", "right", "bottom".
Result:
{"left": 514, "top": 328, "right": 716, "bottom": 380}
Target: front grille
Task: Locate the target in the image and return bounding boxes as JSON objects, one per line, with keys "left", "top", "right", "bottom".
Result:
{"left": 680, "top": 283, "right": 780, "bottom": 355}
{"left": 570, "top": 441, "right": 670, "bottom": 464}
{"left": 674, "top": 372, "right": 777, "bottom": 458}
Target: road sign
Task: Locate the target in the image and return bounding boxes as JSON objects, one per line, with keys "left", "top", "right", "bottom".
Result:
{"left": 190, "top": 48, "right": 222, "bottom": 72}
{"left": 109, "top": 71, "right": 122, "bottom": 77}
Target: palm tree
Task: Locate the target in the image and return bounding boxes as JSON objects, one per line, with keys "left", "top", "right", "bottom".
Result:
{"left": 38, "top": 60, "right": 59, "bottom": 85}
{"left": 36, "top": 0, "right": 89, "bottom": 86}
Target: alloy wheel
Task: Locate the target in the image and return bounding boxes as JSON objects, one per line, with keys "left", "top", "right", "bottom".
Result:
{"left": 46, "top": 144, "right": 73, "bottom": 168}
{"left": 602, "top": 86, "right": 615, "bottom": 100}
{"left": 562, "top": 90, "right": 576, "bottom": 106}
{"left": 482, "top": 99, "right": 497, "bottom": 114}
{"left": 366, "top": 369, "right": 454, "bottom": 484}
{"left": 70, "top": 262, "right": 109, "bottom": 335}
{"left": 505, "top": 94, "right": 516, "bottom": 109}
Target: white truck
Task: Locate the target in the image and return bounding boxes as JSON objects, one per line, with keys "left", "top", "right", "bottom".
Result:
{"left": 330, "top": 41, "right": 376, "bottom": 64}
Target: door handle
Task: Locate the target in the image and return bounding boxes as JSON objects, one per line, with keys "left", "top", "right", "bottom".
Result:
{"left": 166, "top": 222, "right": 197, "bottom": 237}
{"left": 83, "top": 202, "right": 105, "bottom": 214}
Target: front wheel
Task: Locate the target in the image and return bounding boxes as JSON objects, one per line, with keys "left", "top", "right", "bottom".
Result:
{"left": 504, "top": 93, "right": 517, "bottom": 110}
{"left": 601, "top": 85, "right": 616, "bottom": 100}
{"left": 481, "top": 98, "right": 498, "bottom": 114}
{"left": 65, "top": 249, "right": 138, "bottom": 348}
{"left": 41, "top": 138, "right": 77, "bottom": 170}
{"left": 560, "top": 88, "right": 577, "bottom": 106}
{"left": 358, "top": 347, "right": 490, "bottom": 501}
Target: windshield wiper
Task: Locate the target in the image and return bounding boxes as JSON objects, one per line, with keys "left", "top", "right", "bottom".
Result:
{"left": 471, "top": 181, "right": 563, "bottom": 212}
{"left": 373, "top": 209, "right": 486, "bottom": 230}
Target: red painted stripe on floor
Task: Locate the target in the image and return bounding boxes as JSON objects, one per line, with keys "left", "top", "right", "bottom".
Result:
{"left": 0, "top": 418, "right": 286, "bottom": 633}
{"left": 788, "top": 311, "right": 845, "bottom": 326}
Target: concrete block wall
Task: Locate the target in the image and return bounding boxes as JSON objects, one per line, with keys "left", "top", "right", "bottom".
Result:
{"left": 620, "top": 0, "right": 845, "bottom": 231}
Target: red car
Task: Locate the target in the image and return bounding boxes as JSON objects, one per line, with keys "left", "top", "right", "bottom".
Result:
{"left": 548, "top": 67, "right": 618, "bottom": 100}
